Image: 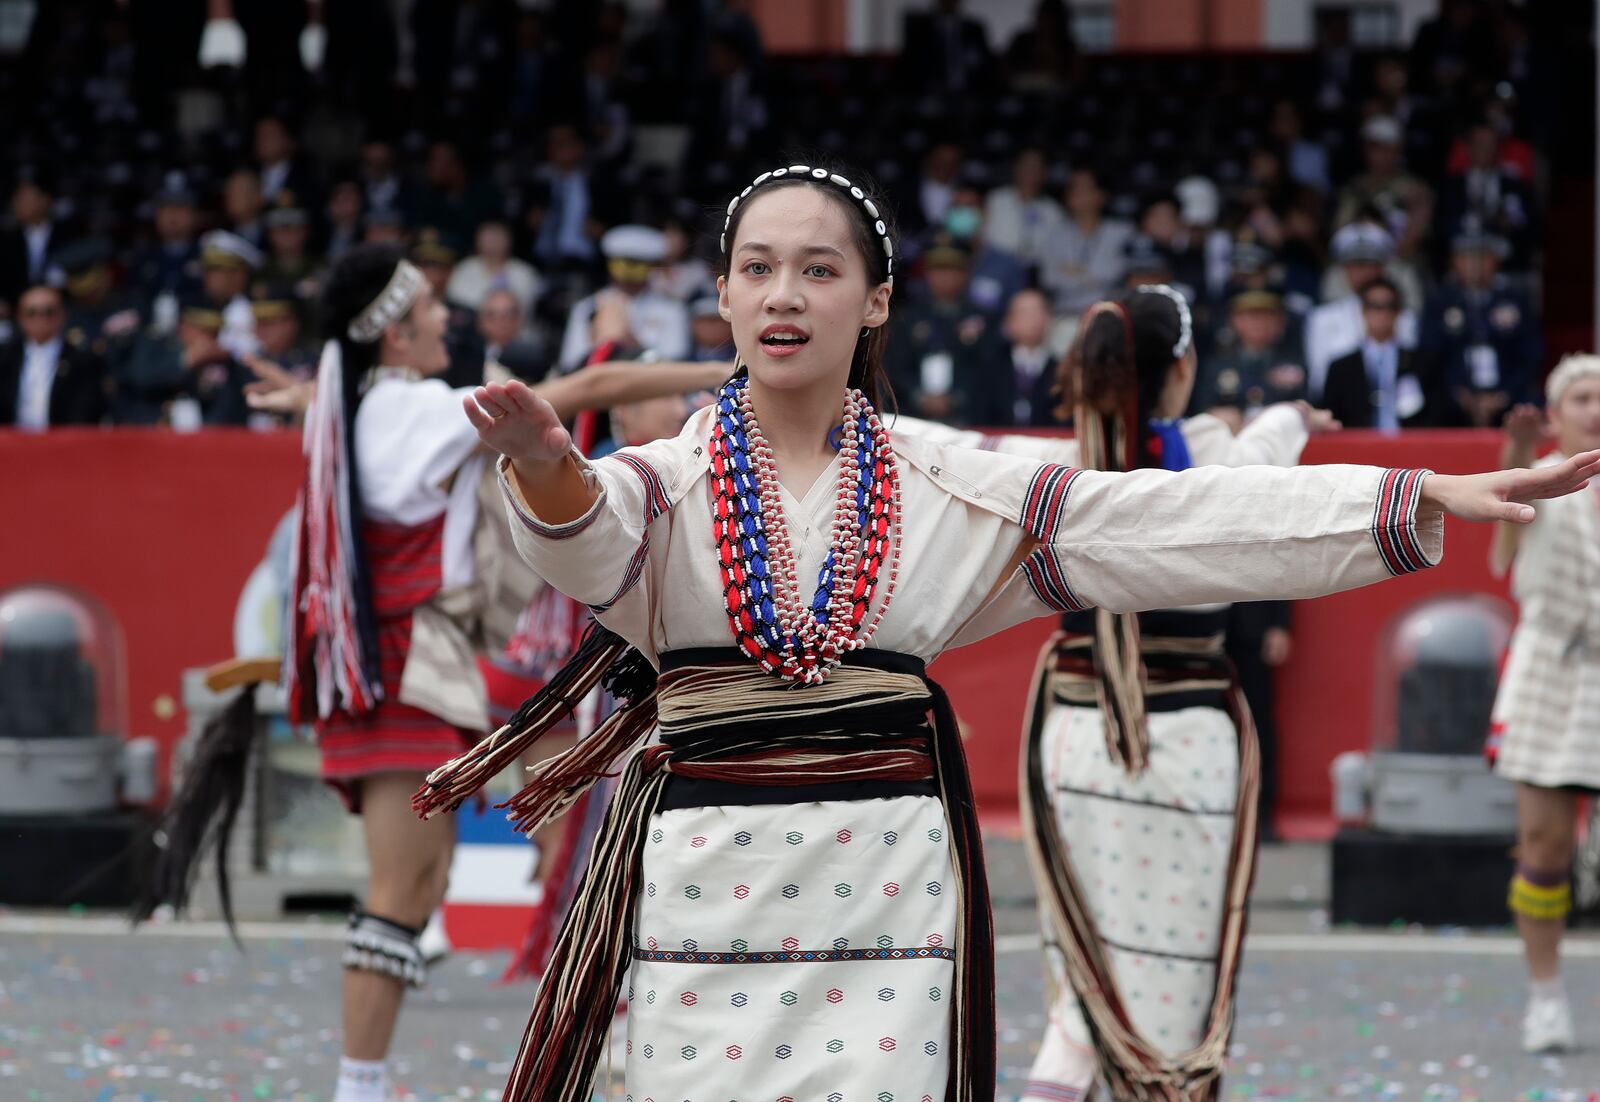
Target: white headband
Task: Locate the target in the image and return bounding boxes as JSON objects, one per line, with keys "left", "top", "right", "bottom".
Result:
{"left": 1137, "top": 283, "right": 1193, "bottom": 361}
{"left": 721, "top": 165, "right": 895, "bottom": 288}
{"left": 1546, "top": 353, "right": 1600, "bottom": 407}
{"left": 346, "top": 260, "right": 427, "bottom": 344}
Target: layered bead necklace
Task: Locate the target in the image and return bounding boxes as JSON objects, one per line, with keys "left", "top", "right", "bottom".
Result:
{"left": 709, "top": 377, "right": 900, "bottom": 684}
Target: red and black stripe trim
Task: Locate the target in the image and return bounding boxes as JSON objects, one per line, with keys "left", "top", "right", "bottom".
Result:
{"left": 1371, "top": 467, "right": 1433, "bottom": 576}
{"left": 612, "top": 451, "right": 671, "bottom": 522}
{"left": 1020, "top": 462, "right": 1085, "bottom": 541}
{"left": 1019, "top": 463, "right": 1088, "bottom": 612}
{"left": 498, "top": 458, "right": 608, "bottom": 540}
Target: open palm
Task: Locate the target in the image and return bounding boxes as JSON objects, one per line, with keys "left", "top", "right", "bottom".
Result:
{"left": 463, "top": 379, "right": 572, "bottom": 463}
{"left": 1431, "top": 449, "right": 1600, "bottom": 524}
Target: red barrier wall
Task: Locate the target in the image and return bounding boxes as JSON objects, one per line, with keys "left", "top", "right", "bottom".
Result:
{"left": 0, "top": 428, "right": 1507, "bottom": 833}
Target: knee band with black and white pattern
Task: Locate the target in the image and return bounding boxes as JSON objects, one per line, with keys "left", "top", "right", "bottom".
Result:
{"left": 342, "top": 910, "right": 427, "bottom": 987}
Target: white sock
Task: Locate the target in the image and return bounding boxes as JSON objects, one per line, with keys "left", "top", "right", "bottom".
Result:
{"left": 1530, "top": 976, "right": 1566, "bottom": 1003}
{"left": 334, "top": 1056, "right": 388, "bottom": 1102}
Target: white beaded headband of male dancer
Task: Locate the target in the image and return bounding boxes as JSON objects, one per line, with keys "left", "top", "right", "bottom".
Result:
{"left": 1546, "top": 353, "right": 1600, "bottom": 406}
{"left": 1136, "top": 282, "right": 1193, "bottom": 361}
{"left": 720, "top": 165, "right": 896, "bottom": 289}
{"left": 346, "top": 260, "right": 427, "bottom": 343}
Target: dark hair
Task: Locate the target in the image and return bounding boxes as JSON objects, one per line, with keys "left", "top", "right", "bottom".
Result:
{"left": 1056, "top": 289, "right": 1189, "bottom": 469}
{"left": 1360, "top": 275, "right": 1400, "bottom": 305}
{"left": 717, "top": 163, "right": 897, "bottom": 411}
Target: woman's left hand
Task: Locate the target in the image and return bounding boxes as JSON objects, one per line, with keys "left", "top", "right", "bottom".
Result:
{"left": 1293, "top": 400, "right": 1341, "bottom": 434}
{"left": 1420, "top": 449, "right": 1600, "bottom": 524}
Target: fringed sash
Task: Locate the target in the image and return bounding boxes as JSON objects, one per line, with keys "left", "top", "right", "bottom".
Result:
{"left": 1019, "top": 632, "right": 1261, "bottom": 1102}
{"left": 416, "top": 643, "right": 996, "bottom": 1102}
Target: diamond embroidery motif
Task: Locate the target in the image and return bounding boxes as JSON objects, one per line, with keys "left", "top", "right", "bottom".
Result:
{"left": 928, "top": 828, "right": 943, "bottom": 842}
{"left": 690, "top": 835, "right": 707, "bottom": 848}
{"left": 879, "top": 1037, "right": 897, "bottom": 1052}
{"left": 836, "top": 829, "right": 853, "bottom": 843}
{"left": 828, "top": 1095, "right": 843, "bottom": 1102}
{"left": 680, "top": 1045, "right": 697, "bottom": 1060}
{"left": 833, "top": 882, "right": 852, "bottom": 897}
{"left": 730, "top": 992, "right": 748, "bottom": 1007}
{"left": 926, "top": 881, "right": 943, "bottom": 896}
{"left": 650, "top": 829, "right": 663, "bottom": 844}
{"left": 781, "top": 936, "right": 799, "bottom": 952}
{"left": 726, "top": 1045, "right": 742, "bottom": 1060}
{"left": 682, "top": 939, "right": 698, "bottom": 952}
{"left": 876, "top": 934, "right": 894, "bottom": 948}
{"left": 646, "top": 989, "right": 657, "bottom": 1004}
{"left": 642, "top": 1044, "right": 654, "bottom": 1058}
{"left": 646, "top": 883, "right": 656, "bottom": 897}
{"left": 826, "top": 1039, "right": 844, "bottom": 1053}
{"left": 781, "top": 884, "right": 800, "bottom": 899}
{"left": 883, "top": 830, "right": 898, "bottom": 845}
{"left": 785, "top": 831, "right": 804, "bottom": 845}
{"left": 733, "top": 884, "right": 750, "bottom": 900}
{"left": 879, "top": 1093, "right": 895, "bottom": 1102}
{"left": 928, "top": 933, "right": 945, "bottom": 947}
{"left": 832, "top": 937, "right": 850, "bottom": 949}
{"left": 928, "top": 987, "right": 942, "bottom": 1001}
{"left": 882, "top": 882, "right": 901, "bottom": 897}
{"left": 775, "top": 1045, "right": 793, "bottom": 1060}
{"left": 679, "top": 992, "right": 698, "bottom": 1006}
{"left": 647, "top": 936, "right": 659, "bottom": 949}
{"left": 924, "top": 1041, "right": 939, "bottom": 1055}
{"left": 779, "top": 990, "right": 798, "bottom": 1006}
{"left": 733, "top": 830, "right": 752, "bottom": 846}
{"left": 876, "top": 987, "right": 895, "bottom": 1001}
{"left": 826, "top": 988, "right": 844, "bottom": 1004}
{"left": 731, "top": 938, "right": 748, "bottom": 952}
{"left": 684, "top": 885, "right": 702, "bottom": 899}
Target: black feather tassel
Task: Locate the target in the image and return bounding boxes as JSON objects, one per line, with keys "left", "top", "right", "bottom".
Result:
{"left": 129, "top": 686, "right": 261, "bottom": 943}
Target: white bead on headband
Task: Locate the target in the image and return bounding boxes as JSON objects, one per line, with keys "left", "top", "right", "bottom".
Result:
{"left": 720, "top": 165, "right": 895, "bottom": 288}
{"left": 346, "top": 260, "right": 427, "bottom": 344}
{"left": 1137, "top": 283, "right": 1193, "bottom": 361}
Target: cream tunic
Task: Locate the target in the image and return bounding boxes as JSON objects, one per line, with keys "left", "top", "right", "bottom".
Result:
{"left": 496, "top": 403, "right": 1435, "bottom": 664}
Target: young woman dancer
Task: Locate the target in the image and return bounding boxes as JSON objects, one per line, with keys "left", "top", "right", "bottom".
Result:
{"left": 281, "top": 243, "right": 726, "bottom": 1102}
{"left": 424, "top": 164, "right": 1600, "bottom": 1102}
{"left": 1488, "top": 355, "right": 1600, "bottom": 1054}
{"left": 894, "top": 285, "right": 1330, "bottom": 1099}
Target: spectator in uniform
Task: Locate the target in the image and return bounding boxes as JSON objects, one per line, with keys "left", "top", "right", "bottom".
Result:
{"left": 885, "top": 233, "right": 1007, "bottom": 426}
{"left": 1421, "top": 224, "right": 1541, "bottom": 427}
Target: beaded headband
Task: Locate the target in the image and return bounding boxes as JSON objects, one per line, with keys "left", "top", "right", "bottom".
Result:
{"left": 720, "top": 165, "right": 895, "bottom": 289}
{"left": 1136, "top": 283, "right": 1193, "bottom": 362}
{"left": 346, "top": 260, "right": 427, "bottom": 344}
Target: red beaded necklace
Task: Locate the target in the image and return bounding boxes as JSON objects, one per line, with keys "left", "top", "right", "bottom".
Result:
{"left": 709, "top": 379, "right": 900, "bottom": 683}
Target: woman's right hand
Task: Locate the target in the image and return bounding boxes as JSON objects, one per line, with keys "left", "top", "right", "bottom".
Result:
{"left": 1293, "top": 400, "right": 1341, "bottom": 434}
{"left": 464, "top": 379, "right": 572, "bottom": 465}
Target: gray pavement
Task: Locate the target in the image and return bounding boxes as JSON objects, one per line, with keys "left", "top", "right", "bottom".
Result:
{"left": 2, "top": 840, "right": 1598, "bottom": 1101}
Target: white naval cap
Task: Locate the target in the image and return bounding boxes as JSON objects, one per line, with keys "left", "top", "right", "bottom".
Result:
{"left": 1330, "top": 221, "right": 1395, "bottom": 264}
{"left": 601, "top": 224, "right": 669, "bottom": 262}
{"left": 200, "top": 229, "right": 264, "bottom": 270}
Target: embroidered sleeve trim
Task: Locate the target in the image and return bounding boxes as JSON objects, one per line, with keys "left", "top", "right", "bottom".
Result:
{"left": 1019, "top": 463, "right": 1085, "bottom": 541}
{"left": 1371, "top": 467, "right": 1437, "bottom": 575}
{"left": 1021, "top": 546, "right": 1089, "bottom": 612}
{"left": 497, "top": 454, "right": 608, "bottom": 541}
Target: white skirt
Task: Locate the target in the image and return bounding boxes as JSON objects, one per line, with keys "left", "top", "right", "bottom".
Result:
{"left": 1022, "top": 702, "right": 1239, "bottom": 1102}
{"left": 624, "top": 793, "right": 957, "bottom": 1099}
{"left": 1492, "top": 623, "right": 1600, "bottom": 791}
